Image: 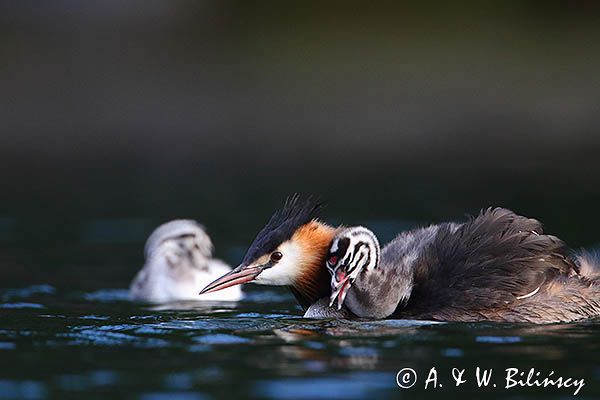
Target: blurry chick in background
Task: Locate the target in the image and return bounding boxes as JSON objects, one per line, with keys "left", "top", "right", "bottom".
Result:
{"left": 130, "top": 220, "right": 242, "bottom": 302}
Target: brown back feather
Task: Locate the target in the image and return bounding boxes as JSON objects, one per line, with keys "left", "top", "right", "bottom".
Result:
{"left": 399, "top": 208, "right": 579, "bottom": 319}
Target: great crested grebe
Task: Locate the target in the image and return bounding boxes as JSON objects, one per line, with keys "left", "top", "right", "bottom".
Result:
{"left": 200, "top": 196, "right": 342, "bottom": 313}
{"left": 130, "top": 220, "right": 242, "bottom": 303}
{"left": 201, "top": 197, "right": 600, "bottom": 323}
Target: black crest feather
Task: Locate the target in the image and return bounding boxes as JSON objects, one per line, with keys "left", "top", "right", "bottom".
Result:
{"left": 242, "top": 195, "right": 323, "bottom": 264}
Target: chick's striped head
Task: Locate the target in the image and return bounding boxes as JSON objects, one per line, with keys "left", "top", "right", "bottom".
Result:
{"left": 327, "top": 226, "right": 380, "bottom": 309}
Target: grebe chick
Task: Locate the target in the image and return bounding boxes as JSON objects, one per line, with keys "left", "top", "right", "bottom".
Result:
{"left": 327, "top": 209, "right": 600, "bottom": 323}
{"left": 130, "top": 220, "right": 242, "bottom": 302}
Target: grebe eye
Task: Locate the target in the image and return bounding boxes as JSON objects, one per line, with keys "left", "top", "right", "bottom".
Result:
{"left": 270, "top": 251, "right": 283, "bottom": 262}
{"left": 328, "top": 255, "right": 338, "bottom": 265}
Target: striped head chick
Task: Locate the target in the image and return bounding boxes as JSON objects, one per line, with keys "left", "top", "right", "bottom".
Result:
{"left": 200, "top": 195, "right": 339, "bottom": 309}
{"left": 327, "top": 226, "right": 381, "bottom": 311}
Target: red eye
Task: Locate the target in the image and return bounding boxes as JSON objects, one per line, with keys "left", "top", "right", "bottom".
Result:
{"left": 328, "top": 255, "right": 338, "bottom": 265}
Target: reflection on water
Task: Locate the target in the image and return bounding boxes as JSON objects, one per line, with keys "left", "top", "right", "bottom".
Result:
{"left": 0, "top": 285, "right": 599, "bottom": 399}
{"left": 255, "top": 372, "right": 394, "bottom": 400}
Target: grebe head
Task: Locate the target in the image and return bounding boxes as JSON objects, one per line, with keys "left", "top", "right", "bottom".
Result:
{"left": 144, "top": 219, "right": 213, "bottom": 268}
{"left": 327, "top": 226, "right": 380, "bottom": 309}
{"left": 200, "top": 196, "right": 337, "bottom": 301}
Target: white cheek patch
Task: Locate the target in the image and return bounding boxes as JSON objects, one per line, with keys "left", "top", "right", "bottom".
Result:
{"left": 254, "top": 241, "right": 302, "bottom": 286}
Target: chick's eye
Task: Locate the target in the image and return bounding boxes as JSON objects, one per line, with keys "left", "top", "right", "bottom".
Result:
{"left": 270, "top": 251, "right": 283, "bottom": 262}
{"left": 327, "top": 255, "right": 338, "bottom": 265}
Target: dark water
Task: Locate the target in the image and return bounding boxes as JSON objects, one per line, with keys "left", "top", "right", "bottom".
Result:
{"left": 1, "top": 216, "right": 600, "bottom": 400}
{"left": 1, "top": 283, "right": 599, "bottom": 400}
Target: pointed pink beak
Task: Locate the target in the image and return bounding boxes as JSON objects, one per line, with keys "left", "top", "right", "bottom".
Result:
{"left": 200, "top": 264, "right": 262, "bottom": 295}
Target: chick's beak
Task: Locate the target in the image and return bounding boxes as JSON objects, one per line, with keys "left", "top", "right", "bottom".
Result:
{"left": 329, "top": 267, "right": 352, "bottom": 310}
{"left": 199, "top": 264, "right": 262, "bottom": 295}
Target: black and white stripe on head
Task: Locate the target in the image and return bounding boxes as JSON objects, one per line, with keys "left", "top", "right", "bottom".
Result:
{"left": 326, "top": 226, "right": 380, "bottom": 278}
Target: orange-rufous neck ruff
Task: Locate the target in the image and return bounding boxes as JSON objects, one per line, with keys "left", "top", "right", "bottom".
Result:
{"left": 289, "top": 220, "right": 339, "bottom": 310}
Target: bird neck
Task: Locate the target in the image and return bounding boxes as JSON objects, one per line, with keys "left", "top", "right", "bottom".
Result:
{"left": 289, "top": 220, "right": 339, "bottom": 310}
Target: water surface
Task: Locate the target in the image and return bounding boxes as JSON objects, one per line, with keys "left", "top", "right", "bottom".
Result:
{"left": 1, "top": 284, "right": 598, "bottom": 400}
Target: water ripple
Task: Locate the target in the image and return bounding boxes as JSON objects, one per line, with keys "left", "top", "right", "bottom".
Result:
{"left": 0, "top": 303, "right": 44, "bottom": 309}
{"left": 475, "top": 335, "right": 522, "bottom": 344}
{"left": 0, "top": 285, "right": 55, "bottom": 301}
{"left": 255, "top": 372, "right": 394, "bottom": 400}
{"left": 192, "top": 334, "right": 250, "bottom": 345}
{"left": 59, "top": 328, "right": 170, "bottom": 348}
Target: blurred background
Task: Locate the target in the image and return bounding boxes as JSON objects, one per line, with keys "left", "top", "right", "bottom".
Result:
{"left": 1, "top": 1, "right": 600, "bottom": 289}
